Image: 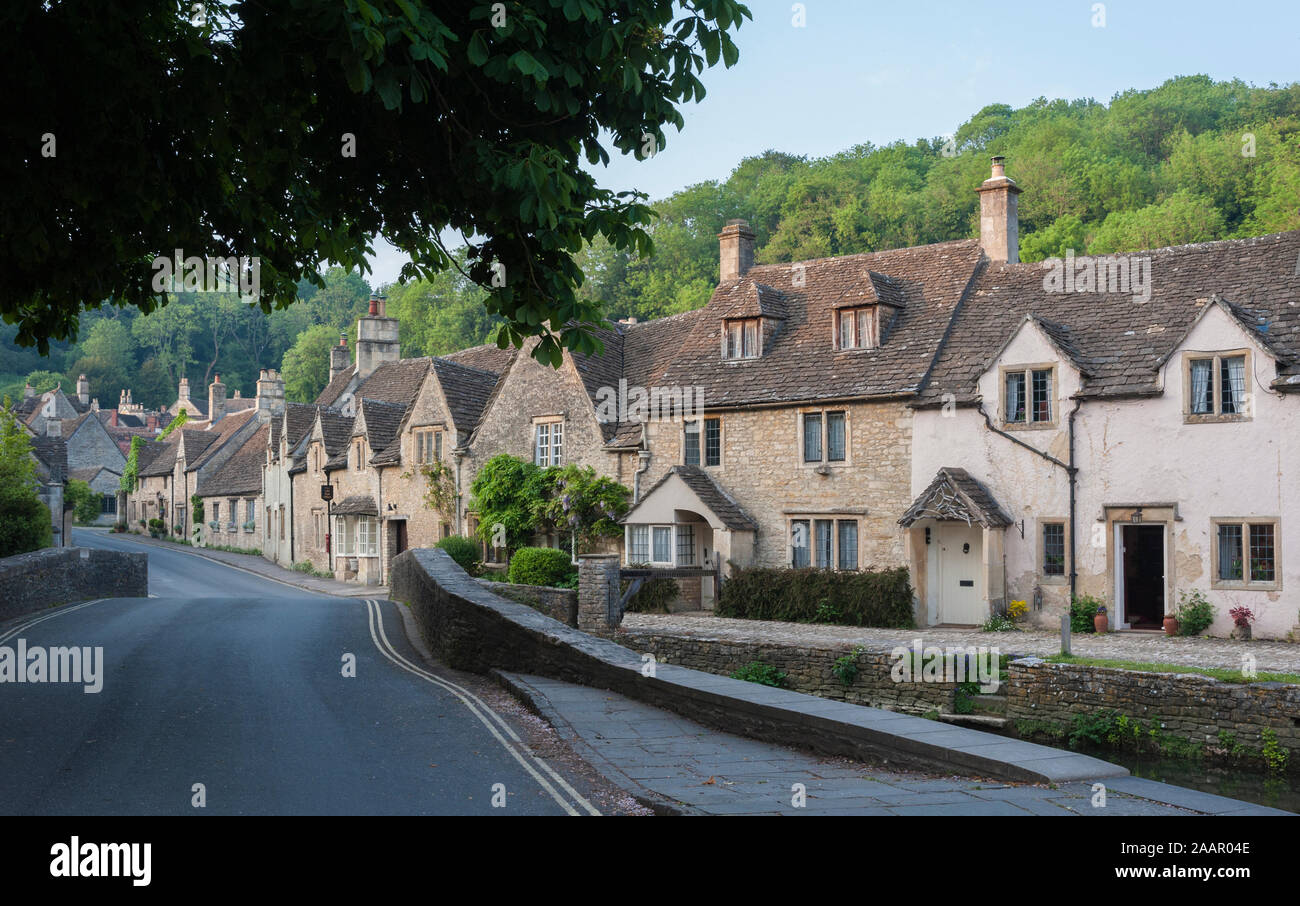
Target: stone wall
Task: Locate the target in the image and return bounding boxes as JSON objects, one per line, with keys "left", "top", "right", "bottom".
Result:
{"left": 476, "top": 578, "right": 578, "bottom": 627}
{"left": 1007, "top": 658, "right": 1300, "bottom": 761}
{"left": 0, "top": 547, "right": 148, "bottom": 622}
{"left": 625, "top": 630, "right": 956, "bottom": 712}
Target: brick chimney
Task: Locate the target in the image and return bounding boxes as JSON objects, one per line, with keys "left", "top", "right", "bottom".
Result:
{"left": 256, "top": 368, "right": 286, "bottom": 418}
{"left": 330, "top": 333, "right": 351, "bottom": 382}
{"left": 718, "top": 219, "right": 755, "bottom": 283}
{"left": 355, "top": 294, "right": 399, "bottom": 380}
{"left": 110, "top": 410, "right": 119, "bottom": 427}
{"left": 976, "top": 156, "right": 1022, "bottom": 264}
{"left": 208, "top": 374, "right": 226, "bottom": 424}
{"left": 76, "top": 373, "right": 90, "bottom": 407}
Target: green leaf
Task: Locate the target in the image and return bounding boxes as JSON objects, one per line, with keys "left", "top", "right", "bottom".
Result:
{"left": 467, "top": 31, "right": 489, "bottom": 65}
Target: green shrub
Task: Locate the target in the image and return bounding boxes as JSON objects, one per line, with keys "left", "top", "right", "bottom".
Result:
{"left": 716, "top": 566, "right": 913, "bottom": 628}
{"left": 1176, "top": 589, "right": 1216, "bottom": 636}
{"left": 1070, "top": 594, "right": 1104, "bottom": 633}
{"left": 730, "top": 661, "right": 787, "bottom": 688}
{"left": 65, "top": 479, "right": 100, "bottom": 524}
{"left": 436, "top": 535, "right": 482, "bottom": 576}
{"left": 982, "top": 612, "right": 1018, "bottom": 632}
{"left": 621, "top": 563, "right": 680, "bottom": 613}
{"left": 508, "top": 546, "right": 576, "bottom": 587}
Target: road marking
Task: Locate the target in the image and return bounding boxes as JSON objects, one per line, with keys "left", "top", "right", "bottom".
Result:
{"left": 0, "top": 599, "right": 106, "bottom": 645}
{"left": 363, "top": 599, "right": 600, "bottom": 816}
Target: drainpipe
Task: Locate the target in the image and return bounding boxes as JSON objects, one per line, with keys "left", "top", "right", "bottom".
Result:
{"left": 287, "top": 466, "right": 294, "bottom": 564}
{"left": 978, "top": 400, "right": 1082, "bottom": 604}
{"left": 454, "top": 450, "right": 465, "bottom": 535}
{"left": 633, "top": 447, "right": 651, "bottom": 504}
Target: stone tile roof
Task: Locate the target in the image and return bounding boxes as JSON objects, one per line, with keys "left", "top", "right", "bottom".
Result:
{"left": 570, "top": 323, "right": 625, "bottom": 406}
{"left": 270, "top": 402, "right": 318, "bottom": 456}
{"left": 314, "top": 364, "right": 356, "bottom": 407}
{"left": 356, "top": 398, "right": 406, "bottom": 459}
{"left": 918, "top": 231, "right": 1300, "bottom": 405}
{"left": 622, "top": 310, "right": 702, "bottom": 388}
{"left": 186, "top": 408, "right": 257, "bottom": 472}
{"left": 131, "top": 440, "right": 166, "bottom": 473}
{"left": 352, "top": 358, "right": 429, "bottom": 408}
{"left": 715, "top": 281, "right": 789, "bottom": 320}
{"left": 650, "top": 239, "right": 985, "bottom": 408}
{"left": 899, "top": 467, "right": 1012, "bottom": 528}
{"left": 441, "top": 342, "right": 514, "bottom": 374}
{"left": 30, "top": 437, "right": 67, "bottom": 483}
{"left": 140, "top": 429, "right": 217, "bottom": 477}
{"left": 431, "top": 357, "right": 501, "bottom": 433}
{"left": 318, "top": 409, "right": 354, "bottom": 455}
{"left": 68, "top": 465, "right": 119, "bottom": 485}
{"left": 333, "top": 494, "right": 378, "bottom": 516}
{"left": 628, "top": 465, "right": 758, "bottom": 532}
{"left": 198, "top": 426, "right": 269, "bottom": 498}
{"left": 602, "top": 422, "right": 645, "bottom": 449}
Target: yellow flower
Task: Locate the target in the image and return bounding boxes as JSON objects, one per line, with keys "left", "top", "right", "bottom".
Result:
{"left": 1008, "top": 599, "right": 1028, "bottom": 620}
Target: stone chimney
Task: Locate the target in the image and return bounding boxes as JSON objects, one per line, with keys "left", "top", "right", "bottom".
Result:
{"left": 718, "top": 219, "right": 755, "bottom": 283}
{"left": 208, "top": 374, "right": 227, "bottom": 424}
{"left": 177, "top": 376, "right": 191, "bottom": 404}
{"left": 256, "top": 368, "right": 286, "bottom": 418}
{"left": 110, "top": 410, "right": 119, "bottom": 427}
{"left": 355, "top": 294, "right": 399, "bottom": 380}
{"left": 976, "top": 156, "right": 1022, "bottom": 264}
{"left": 23, "top": 382, "right": 34, "bottom": 399}
{"left": 330, "top": 334, "right": 351, "bottom": 382}
{"left": 76, "top": 373, "right": 90, "bottom": 407}
{"left": 46, "top": 417, "right": 62, "bottom": 438}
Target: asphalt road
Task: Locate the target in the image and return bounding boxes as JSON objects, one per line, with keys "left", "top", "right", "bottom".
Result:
{"left": 0, "top": 530, "right": 596, "bottom": 815}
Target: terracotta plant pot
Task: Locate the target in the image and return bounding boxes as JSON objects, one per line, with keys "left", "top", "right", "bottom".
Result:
{"left": 1094, "top": 611, "right": 1109, "bottom": 634}
{"left": 1163, "top": 615, "right": 1179, "bottom": 636}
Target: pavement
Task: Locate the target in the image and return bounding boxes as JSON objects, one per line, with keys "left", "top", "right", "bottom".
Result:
{"left": 497, "top": 673, "right": 1296, "bottom": 816}
{"left": 82, "top": 527, "right": 385, "bottom": 598}
{"left": 623, "top": 611, "right": 1300, "bottom": 673}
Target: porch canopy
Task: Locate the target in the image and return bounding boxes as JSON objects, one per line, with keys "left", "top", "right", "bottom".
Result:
{"left": 333, "top": 494, "right": 378, "bottom": 516}
{"left": 899, "top": 467, "right": 1012, "bottom": 528}
{"left": 623, "top": 466, "right": 757, "bottom": 533}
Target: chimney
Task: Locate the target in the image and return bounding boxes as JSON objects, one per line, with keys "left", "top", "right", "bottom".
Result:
{"left": 330, "top": 334, "right": 351, "bottom": 382}
{"left": 110, "top": 410, "right": 119, "bottom": 427}
{"left": 46, "top": 417, "right": 62, "bottom": 438}
{"left": 976, "top": 156, "right": 1022, "bottom": 264}
{"left": 718, "top": 219, "right": 755, "bottom": 283}
{"left": 355, "top": 294, "right": 399, "bottom": 380}
{"left": 23, "top": 382, "right": 34, "bottom": 399}
{"left": 76, "top": 373, "right": 89, "bottom": 407}
{"left": 256, "top": 368, "right": 286, "bottom": 418}
{"left": 178, "top": 376, "right": 191, "bottom": 403}
{"left": 208, "top": 374, "right": 226, "bottom": 424}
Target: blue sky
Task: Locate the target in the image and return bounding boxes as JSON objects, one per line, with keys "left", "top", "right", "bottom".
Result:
{"left": 367, "top": 0, "right": 1300, "bottom": 284}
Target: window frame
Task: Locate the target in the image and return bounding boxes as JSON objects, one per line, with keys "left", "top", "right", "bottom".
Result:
{"left": 683, "top": 416, "right": 723, "bottom": 468}
{"left": 1183, "top": 350, "right": 1252, "bottom": 424}
{"left": 835, "top": 306, "right": 878, "bottom": 350}
{"left": 1000, "top": 363, "right": 1058, "bottom": 429}
{"left": 788, "top": 516, "right": 860, "bottom": 571}
{"left": 799, "top": 408, "right": 850, "bottom": 466}
{"left": 1211, "top": 517, "right": 1280, "bottom": 591}
{"left": 722, "top": 318, "right": 762, "bottom": 360}
{"left": 1037, "top": 518, "right": 1069, "bottom": 585}
{"left": 533, "top": 418, "right": 564, "bottom": 467}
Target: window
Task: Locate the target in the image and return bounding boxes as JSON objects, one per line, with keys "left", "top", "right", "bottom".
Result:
{"left": 353, "top": 438, "right": 366, "bottom": 470}
{"left": 1004, "top": 367, "right": 1054, "bottom": 425}
{"left": 683, "top": 418, "right": 722, "bottom": 467}
{"left": 101, "top": 494, "right": 116, "bottom": 515}
{"left": 212, "top": 502, "right": 220, "bottom": 524}
{"left": 1214, "top": 519, "right": 1278, "bottom": 588}
{"left": 837, "top": 521, "right": 858, "bottom": 570}
{"left": 676, "top": 524, "right": 696, "bottom": 565}
{"left": 791, "top": 517, "right": 859, "bottom": 570}
{"left": 1187, "top": 353, "right": 1249, "bottom": 420}
{"left": 724, "top": 319, "right": 760, "bottom": 359}
{"left": 836, "top": 307, "right": 876, "bottom": 349}
{"left": 357, "top": 516, "right": 377, "bottom": 556}
{"left": 652, "top": 526, "right": 673, "bottom": 564}
{"left": 1043, "top": 522, "right": 1066, "bottom": 578}
{"left": 228, "top": 498, "right": 238, "bottom": 527}
{"left": 245, "top": 498, "right": 255, "bottom": 525}
{"left": 415, "top": 428, "right": 443, "bottom": 464}
{"left": 314, "top": 511, "right": 323, "bottom": 549}
{"left": 629, "top": 525, "right": 649, "bottom": 562}
{"left": 802, "top": 410, "right": 847, "bottom": 463}
{"left": 534, "top": 421, "right": 563, "bottom": 467}
{"left": 279, "top": 504, "right": 286, "bottom": 540}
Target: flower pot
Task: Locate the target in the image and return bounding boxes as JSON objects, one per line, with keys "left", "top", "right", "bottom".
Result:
{"left": 1163, "top": 615, "right": 1179, "bottom": 636}
{"left": 1238, "top": 624, "right": 1252, "bottom": 641}
{"left": 1094, "top": 612, "right": 1109, "bottom": 634}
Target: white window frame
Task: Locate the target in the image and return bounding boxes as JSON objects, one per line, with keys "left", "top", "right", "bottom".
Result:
{"left": 533, "top": 419, "right": 564, "bottom": 467}
{"left": 1184, "top": 350, "right": 1252, "bottom": 423}
{"left": 836, "top": 307, "right": 877, "bottom": 350}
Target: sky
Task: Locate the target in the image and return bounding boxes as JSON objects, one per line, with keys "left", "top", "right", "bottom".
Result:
{"left": 365, "top": 0, "right": 1300, "bottom": 285}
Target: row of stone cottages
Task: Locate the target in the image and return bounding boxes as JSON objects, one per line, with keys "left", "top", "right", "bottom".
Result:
{"left": 121, "top": 159, "right": 1300, "bottom": 639}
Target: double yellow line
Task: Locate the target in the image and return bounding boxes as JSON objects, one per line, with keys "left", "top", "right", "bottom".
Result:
{"left": 362, "top": 600, "right": 601, "bottom": 816}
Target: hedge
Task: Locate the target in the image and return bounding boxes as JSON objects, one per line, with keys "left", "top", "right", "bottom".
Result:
{"left": 507, "top": 546, "right": 576, "bottom": 587}
{"left": 436, "top": 535, "right": 481, "bottom": 576}
{"left": 716, "top": 566, "right": 914, "bottom": 628}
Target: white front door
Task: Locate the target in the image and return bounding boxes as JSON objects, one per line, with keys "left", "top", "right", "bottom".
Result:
{"left": 938, "top": 522, "right": 984, "bottom": 625}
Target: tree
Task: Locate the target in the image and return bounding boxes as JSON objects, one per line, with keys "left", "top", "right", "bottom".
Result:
{"left": 22, "top": 370, "right": 66, "bottom": 395}
{"left": 65, "top": 479, "right": 101, "bottom": 524}
{"left": 538, "top": 465, "right": 630, "bottom": 553}
{"left": 281, "top": 324, "right": 341, "bottom": 403}
{"left": 3, "top": 1, "right": 752, "bottom": 366}
{"left": 468, "top": 455, "right": 549, "bottom": 555}
{"left": 76, "top": 317, "right": 137, "bottom": 366}
{"left": 0, "top": 404, "right": 53, "bottom": 556}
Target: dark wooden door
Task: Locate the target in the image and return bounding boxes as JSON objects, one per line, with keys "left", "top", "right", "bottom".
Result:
{"left": 1122, "top": 525, "right": 1165, "bottom": 628}
{"left": 395, "top": 520, "right": 408, "bottom": 555}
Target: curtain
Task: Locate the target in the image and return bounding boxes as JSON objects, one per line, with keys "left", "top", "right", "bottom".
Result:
{"left": 803, "top": 413, "right": 822, "bottom": 462}
{"left": 1190, "top": 360, "right": 1212, "bottom": 413}
{"left": 1005, "top": 372, "right": 1023, "bottom": 422}
{"left": 1222, "top": 357, "right": 1246, "bottom": 414}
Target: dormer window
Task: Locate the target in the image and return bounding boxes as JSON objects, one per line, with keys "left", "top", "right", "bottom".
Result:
{"left": 1185, "top": 351, "right": 1250, "bottom": 422}
{"left": 724, "top": 319, "right": 760, "bottom": 360}
{"left": 837, "top": 307, "right": 877, "bottom": 350}
{"left": 1003, "top": 366, "right": 1055, "bottom": 426}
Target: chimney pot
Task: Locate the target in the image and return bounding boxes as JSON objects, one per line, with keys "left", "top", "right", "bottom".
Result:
{"left": 368, "top": 295, "right": 379, "bottom": 316}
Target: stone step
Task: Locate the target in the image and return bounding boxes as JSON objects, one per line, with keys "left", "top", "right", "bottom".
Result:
{"left": 970, "top": 694, "right": 1007, "bottom": 715}
{"left": 937, "top": 712, "right": 1012, "bottom": 731}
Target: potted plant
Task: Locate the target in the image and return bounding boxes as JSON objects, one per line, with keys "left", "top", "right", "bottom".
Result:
{"left": 1094, "top": 605, "right": 1108, "bottom": 634}
{"left": 1163, "top": 612, "right": 1179, "bottom": 636}
{"left": 1229, "top": 605, "right": 1256, "bottom": 641}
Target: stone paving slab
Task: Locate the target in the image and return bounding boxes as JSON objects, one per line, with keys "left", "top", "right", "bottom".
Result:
{"left": 623, "top": 612, "right": 1300, "bottom": 673}
{"left": 496, "top": 672, "right": 1288, "bottom": 816}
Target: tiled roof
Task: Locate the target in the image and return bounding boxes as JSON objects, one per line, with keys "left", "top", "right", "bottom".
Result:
{"left": 441, "top": 342, "right": 514, "bottom": 374}
{"left": 30, "top": 437, "right": 67, "bottom": 483}
{"left": 318, "top": 409, "right": 354, "bottom": 455}
{"left": 356, "top": 398, "right": 406, "bottom": 458}
{"left": 352, "top": 358, "right": 429, "bottom": 408}
{"left": 199, "top": 426, "right": 269, "bottom": 497}
{"left": 68, "top": 465, "right": 119, "bottom": 485}
{"left": 187, "top": 408, "right": 256, "bottom": 472}
{"left": 652, "top": 239, "right": 985, "bottom": 408}
{"left": 431, "top": 357, "right": 500, "bottom": 433}
{"left": 715, "top": 281, "right": 789, "bottom": 320}
{"left": 570, "top": 323, "right": 625, "bottom": 408}
{"left": 333, "top": 494, "right": 378, "bottom": 516}
{"left": 271, "top": 402, "right": 318, "bottom": 456}
{"left": 314, "top": 364, "right": 356, "bottom": 407}
{"left": 918, "top": 231, "right": 1300, "bottom": 405}
{"left": 628, "top": 465, "right": 758, "bottom": 532}
{"left": 899, "top": 468, "right": 1012, "bottom": 528}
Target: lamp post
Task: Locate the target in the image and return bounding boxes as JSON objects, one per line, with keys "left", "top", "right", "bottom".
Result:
{"left": 321, "top": 483, "right": 334, "bottom": 572}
